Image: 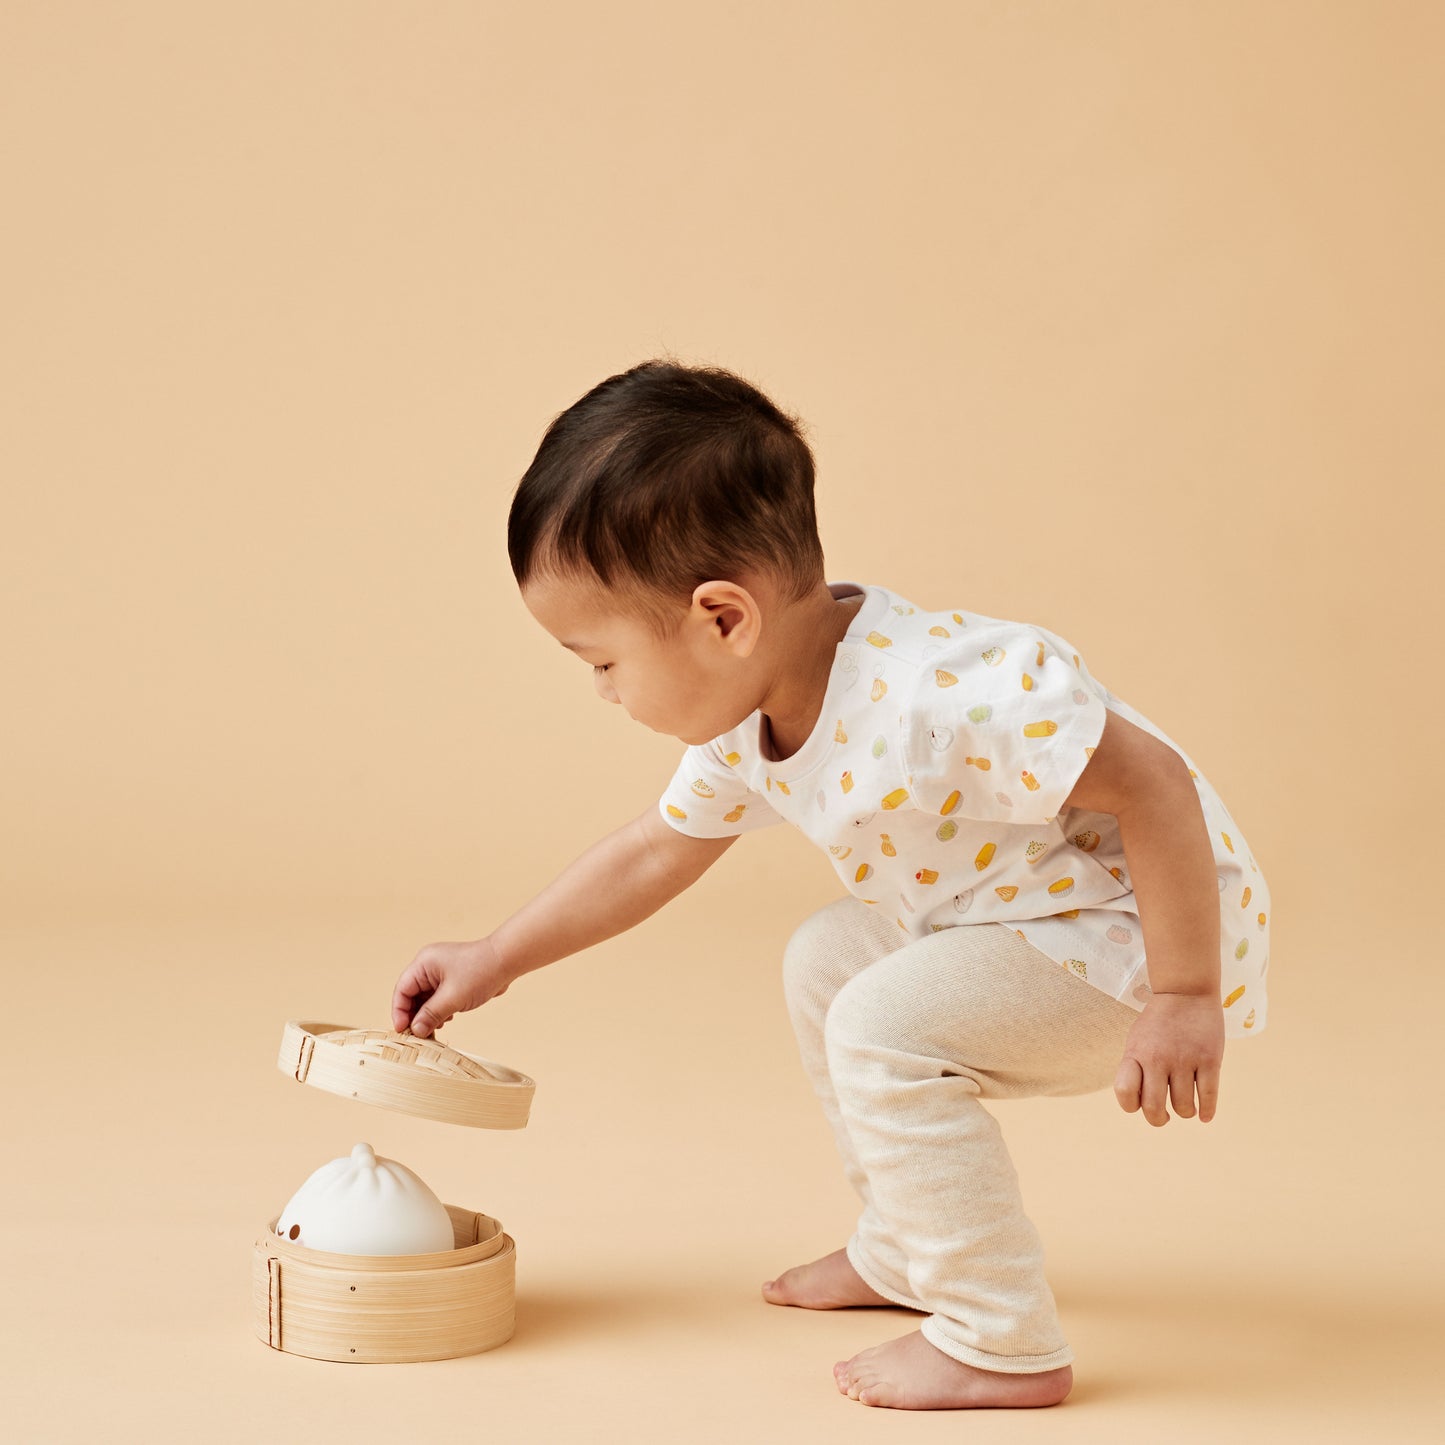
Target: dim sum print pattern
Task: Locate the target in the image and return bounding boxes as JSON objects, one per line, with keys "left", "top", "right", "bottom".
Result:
{"left": 652, "top": 582, "right": 1269, "bottom": 1039}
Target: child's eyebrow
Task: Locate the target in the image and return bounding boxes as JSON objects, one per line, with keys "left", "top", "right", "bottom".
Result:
{"left": 559, "top": 640, "right": 592, "bottom": 652}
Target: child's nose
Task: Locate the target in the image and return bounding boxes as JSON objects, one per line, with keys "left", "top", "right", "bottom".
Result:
{"left": 594, "top": 672, "right": 620, "bottom": 704}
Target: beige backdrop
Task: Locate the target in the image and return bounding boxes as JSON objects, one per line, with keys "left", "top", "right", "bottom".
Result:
{"left": 4, "top": 2, "right": 1441, "bottom": 1441}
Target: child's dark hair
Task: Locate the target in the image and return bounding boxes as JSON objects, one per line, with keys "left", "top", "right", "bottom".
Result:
{"left": 507, "top": 358, "right": 826, "bottom": 633}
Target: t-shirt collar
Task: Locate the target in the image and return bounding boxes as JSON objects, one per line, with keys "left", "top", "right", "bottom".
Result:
{"left": 752, "top": 580, "right": 896, "bottom": 783}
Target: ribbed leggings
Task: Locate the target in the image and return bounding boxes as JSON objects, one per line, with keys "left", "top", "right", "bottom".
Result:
{"left": 782, "top": 894, "right": 1139, "bottom": 1373}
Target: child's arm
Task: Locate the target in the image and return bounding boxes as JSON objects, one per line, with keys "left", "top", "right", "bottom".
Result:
{"left": 1061, "top": 708, "right": 1226, "bottom": 1127}
{"left": 392, "top": 805, "right": 739, "bottom": 1038}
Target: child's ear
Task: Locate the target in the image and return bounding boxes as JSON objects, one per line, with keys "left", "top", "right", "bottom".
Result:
{"left": 691, "top": 580, "right": 761, "bottom": 656}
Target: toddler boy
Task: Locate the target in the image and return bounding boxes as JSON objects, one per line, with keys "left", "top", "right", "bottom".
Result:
{"left": 392, "top": 359, "right": 1270, "bottom": 1410}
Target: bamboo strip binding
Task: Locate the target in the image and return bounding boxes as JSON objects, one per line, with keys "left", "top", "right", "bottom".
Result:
{"left": 277, "top": 1020, "right": 535, "bottom": 1129}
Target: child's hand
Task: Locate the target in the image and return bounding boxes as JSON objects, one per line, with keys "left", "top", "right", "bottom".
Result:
{"left": 1113, "top": 992, "right": 1225, "bottom": 1125}
{"left": 391, "top": 937, "right": 513, "bottom": 1039}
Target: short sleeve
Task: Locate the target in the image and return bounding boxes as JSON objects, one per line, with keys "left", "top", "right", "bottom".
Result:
{"left": 657, "top": 740, "right": 785, "bottom": 838}
{"left": 900, "top": 623, "right": 1109, "bottom": 826}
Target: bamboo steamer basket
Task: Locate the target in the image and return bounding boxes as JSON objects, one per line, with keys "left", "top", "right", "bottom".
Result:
{"left": 253, "top": 1021, "right": 535, "bottom": 1364}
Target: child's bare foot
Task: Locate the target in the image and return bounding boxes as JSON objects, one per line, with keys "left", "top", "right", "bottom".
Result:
{"left": 761, "top": 1247, "right": 910, "bottom": 1309}
{"left": 833, "top": 1329, "right": 1073, "bottom": 1409}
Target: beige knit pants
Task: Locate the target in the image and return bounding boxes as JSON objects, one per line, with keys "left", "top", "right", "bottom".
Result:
{"left": 782, "top": 895, "right": 1140, "bottom": 1374}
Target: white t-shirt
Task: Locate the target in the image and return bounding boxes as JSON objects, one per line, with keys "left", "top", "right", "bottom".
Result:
{"left": 657, "top": 580, "right": 1270, "bottom": 1040}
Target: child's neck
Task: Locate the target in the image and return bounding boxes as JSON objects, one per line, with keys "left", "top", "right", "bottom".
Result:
{"left": 759, "top": 589, "right": 865, "bottom": 762}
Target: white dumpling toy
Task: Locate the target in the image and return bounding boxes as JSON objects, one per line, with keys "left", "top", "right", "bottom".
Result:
{"left": 275, "top": 1142, "right": 455, "bottom": 1255}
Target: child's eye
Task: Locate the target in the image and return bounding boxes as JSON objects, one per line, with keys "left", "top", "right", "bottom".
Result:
{"left": 593, "top": 663, "right": 611, "bottom": 674}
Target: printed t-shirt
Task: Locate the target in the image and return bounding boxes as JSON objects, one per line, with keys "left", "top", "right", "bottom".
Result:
{"left": 656, "top": 580, "right": 1270, "bottom": 1040}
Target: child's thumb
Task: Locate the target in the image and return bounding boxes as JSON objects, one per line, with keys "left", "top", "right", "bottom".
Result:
{"left": 410, "top": 994, "right": 452, "bottom": 1039}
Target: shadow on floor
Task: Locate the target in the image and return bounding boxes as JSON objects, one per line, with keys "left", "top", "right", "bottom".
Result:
{"left": 1053, "top": 1271, "right": 1435, "bottom": 1406}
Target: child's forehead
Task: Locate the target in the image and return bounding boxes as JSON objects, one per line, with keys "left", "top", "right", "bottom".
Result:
{"left": 521, "top": 572, "right": 641, "bottom": 643}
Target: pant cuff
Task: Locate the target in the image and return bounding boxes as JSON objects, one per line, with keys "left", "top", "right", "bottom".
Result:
{"left": 844, "top": 1236, "right": 926, "bottom": 1311}
{"left": 920, "top": 1315, "right": 1074, "bottom": 1374}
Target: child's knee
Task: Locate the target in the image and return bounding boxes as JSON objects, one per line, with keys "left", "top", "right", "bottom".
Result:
{"left": 781, "top": 896, "right": 867, "bottom": 1014}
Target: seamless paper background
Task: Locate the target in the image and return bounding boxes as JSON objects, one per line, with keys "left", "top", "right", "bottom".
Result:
{"left": 3, "top": 3, "right": 1441, "bottom": 1441}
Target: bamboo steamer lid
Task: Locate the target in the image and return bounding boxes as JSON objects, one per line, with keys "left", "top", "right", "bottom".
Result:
{"left": 276, "top": 1020, "right": 535, "bottom": 1130}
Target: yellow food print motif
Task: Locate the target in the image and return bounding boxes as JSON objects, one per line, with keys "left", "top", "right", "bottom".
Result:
{"left": 981, "top": 646, "right": 1006, "bottom": 667}
{"left": 871, "top": 678, "right": 888, "bottom": 701}
{"left": 1223, "top": 985, "right": 1246, "bottom": 1008}
{"left": 829, "top": 844, "right": 853, "bottom": 859}
{"left": 1055, "top": 908, "right": 1080, "bottom": 919}
{"left": 1066, "top": 959, "right": 1088, "bottom": 979}
{"left": 1110, "top": 866, "right": 1125, "bottom": 882}
{"left": 897, "top": 918, "right": 908, "bottom": 931}
{"left": 1235, "top": 938, "right": 1249, "bottom": 960}
{"left": 935, "top": 669, "right": 958, "bottom": 687}
{"left": 929, "top": 625, "right": 950, "bottom": 637}
{"left": 855, "top": 863, "right": 874, "bottom": 883}
{"left": 1221, "top": 831, "right": 1235, "bottom": 853}
{"left": 866, "top": 631, "right": 893, "bottom": 649}
{"left": 1072, "top": 653, "right": 1080, "bottom": 668}
{"left": 915, "top": 868, "right": 939, "bottom": 885}
{"left": 881, "top": 788, "right": 909, "bottom": 810}
{"left": 995, "top": 885, "right": 1018, "bottom": 901}
{"left": 937, "top": 820, "right": 958, "bottom": 842}
{"left": 724, "top": 804, "right": 746, "bottom": 822}
{"left": 1023, "top": 720, "right": 1058, "bottom": 738}
{"left": 1021, "top": 770, "right": 1040, "bottom": 792}
{"left": 1035, "top": 641, "right": 1046, "bottom": 667}
{"left": 840, "top": 770, "right": 854, "bottom": 794}
{"left": 975, "top": 842, "right": 997, "bottom": 871}
{"left": 1243, "top": 1008, "right": 1256, "bottom": 1029}
{"left": 1072, "top": 830, "right": 1101, "bottom": 852}
{"left": 1021, "top": 673, "right": 1034, "bottom": 691}
{"left": 940, "top": 789, "right": 962, "bottom": 816}
{"left": 1106, "top": 924, "right": 1134, "bottom": 944}
{"left": 880, "top": 833, "right": 896, "bottom": 857}
{"left": 952, "top": 612, "right": 964, "bottom": 624}
{"left": 834, "top": 720, "right": 848, "bottom": 743}
{"left": 1257, "top": 911, "right": 1267, "bottom": 927}
{"left": 965, "top": 756, "right": 991, "bottom": 771}
{"left": 1085, "top": 745, "right": 1096, "bottom": 758}
{"left": 723, "top": 751, "right": 741, "bottom": 766}
{"left": 1024, "top": 840, "right": 1048, "bottom": 864}
{"left": 1047, "top": 877, "right": 1075, "bottom": 898}
{"left": 891, "top": 604, "right": 915, "bottom": 615}
{"left": 666, "top": 804, "right": 688, "bottom": 820}
{"left": 690, "top": 778, "right": 716, "bottom": 799}
{"left": 776, "top": 779, "right": 791, "bottom": 795}
{"left": 1240, "top": 886, "right": 1252, "bottom": 908}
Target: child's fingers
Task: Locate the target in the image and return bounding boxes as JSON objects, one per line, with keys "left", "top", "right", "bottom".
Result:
{"left": 1169, "top": 1071, "right": 1197, "bottom": 1119}
{"left": 1196, "top": 1066, "right": 1221, "bottom": 1123}
{"left": 391, "top": 956, "right": 439, "bottom": 1033}
{"left": 1113, "top": 1056, "right": 1143, "bottom": 1113}
{"left": 1139, "top": 1062, "right": 1171, "bottom": 1127}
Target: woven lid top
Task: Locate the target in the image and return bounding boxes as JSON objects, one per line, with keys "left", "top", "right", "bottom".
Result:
{"left": 276, "top": 1020, "right": 534, "bottom": 1129}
